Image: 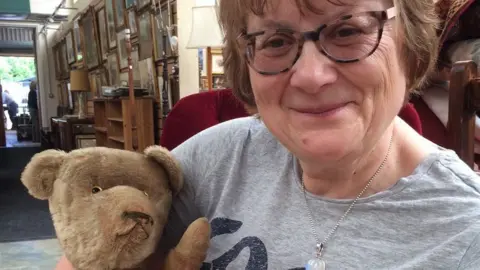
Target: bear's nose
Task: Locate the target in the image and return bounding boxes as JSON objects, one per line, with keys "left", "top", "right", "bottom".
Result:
{"left": 122, "top": 211, "right": 153, "bottom": 225}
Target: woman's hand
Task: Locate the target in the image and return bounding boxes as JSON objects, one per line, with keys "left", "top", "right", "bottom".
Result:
{"left": 55, "top": 255, "right": 74, "bottom": 270}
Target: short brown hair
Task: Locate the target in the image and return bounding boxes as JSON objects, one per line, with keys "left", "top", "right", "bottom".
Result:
{"left": 219, "top": 0, "right": 440, "bottom": 108}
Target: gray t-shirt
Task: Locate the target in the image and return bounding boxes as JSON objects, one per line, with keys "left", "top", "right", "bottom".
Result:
{"left": 164, "top": 117, "right": 480, "bottom": 269}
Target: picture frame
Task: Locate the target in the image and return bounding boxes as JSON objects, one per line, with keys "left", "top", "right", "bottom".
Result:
{"left": 76, "top": 134, "right": 97, "bottom": 148}
{"left": 211, "top": 52, "right": 224, "bottom": 74}
{"left": 138, "top": 57, "right": 155, "bottom": 95}
{"left": 125, "top": 0, "right": 135, "bottom": 9}
{"left": 88, "top": 71, "right": 99, "bottom": 97}
{"left": 116, "top": 31, "right": 128, "bottom": 70}
{"left": 152, "top": 12, "right": 164, "bottom": 61}
{"left": 60, "top": 39, "right": 69, "bottom": 78}
{"left": 65, "top": 81, "right": 74, "bottom": 110}
{"left": 66, "top": 30, "right": 76, "bottom": 64}
{"left": 80, "top": 8, "right": 101, "bottom": 70}
{"left": 89, "top": 68, "right": 109, "bottom": 97}
{"left": 138, "top": 10, "right": 153, "bottom": 60}
{"left": 161, "top": 8, "right": 172, "bottom": 57}
{"left": 96, "top": 7, "right": 108, "bottom": 62}
{"left": 119, "top": 71, "right": 129, "bottom": 86}
{"left": 57, "top": 82, "right": 67, "bottom": 107}
{"left": 73, "top": 16, "right": 83, "bottom": 63}
{"left": 97, "top": 68, "right": 108, "bottom": 90}
{"left": 107, "top": 51, "right": 119, "bottom": 86}
{"left": 127, "top": 7, "right": 138, "bottom": 37}
{"left": 136, "top": 0, "right": 151, "bottom": 11}
{"left": 53, "top": 44, "right": 61, "bottom": 79}
{"left": 131, "top": 44, "right": 141, "bottom": 87}
{"left": 113, "top": 0, "right": 126, "bottom": 30}
{"left": 105, "top": 0, "right": 117, "bottom": 49}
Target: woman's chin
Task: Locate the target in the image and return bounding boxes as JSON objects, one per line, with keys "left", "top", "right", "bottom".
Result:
{"left": 294, "top": 132, "right": 357, "bottom": 161}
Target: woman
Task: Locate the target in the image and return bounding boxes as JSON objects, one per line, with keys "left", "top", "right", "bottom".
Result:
{"left": 57, "top": 0, "right": 480, "bottom": 269}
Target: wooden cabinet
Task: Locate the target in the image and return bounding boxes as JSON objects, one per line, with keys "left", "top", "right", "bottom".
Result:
{"left": 93, "top": 97, "right": 154, "bottom": 152}
{"left": 51, "top": 117, "right": 95, "bottom": 152}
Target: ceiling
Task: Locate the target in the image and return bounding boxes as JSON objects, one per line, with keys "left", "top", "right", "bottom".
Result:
{"left": 0, "top": 0, "right": 72, "bottom": 55}
{"left": 0, "top": 0, "right": 69, "bottom": 23}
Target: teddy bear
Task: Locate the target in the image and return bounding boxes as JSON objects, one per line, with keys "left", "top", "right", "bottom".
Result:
{"left": 20, "top": 145, "right": 210, "bottom": 270}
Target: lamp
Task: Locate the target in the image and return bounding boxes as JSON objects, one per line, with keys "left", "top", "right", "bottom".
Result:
{"left": 186, "top": 5, "right": 224, "bottom": 91}
{"left": 70, "top": 69, "right": 90, "bottom": 119}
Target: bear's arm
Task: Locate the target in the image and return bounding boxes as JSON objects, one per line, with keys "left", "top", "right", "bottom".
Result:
{"left": 148, "top": 167, "right": 203, "bottom": 268}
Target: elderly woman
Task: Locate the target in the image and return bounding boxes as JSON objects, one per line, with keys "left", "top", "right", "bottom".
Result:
{"left": 57, "top": 0, "right": 480, "bottom": 269}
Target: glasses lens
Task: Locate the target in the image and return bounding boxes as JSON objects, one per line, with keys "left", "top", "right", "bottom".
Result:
{"left": 245, "top": 29, "right": 299, "bottom": 74}
{"left": 320, "top": 14, "right": 381, "bottom": 61}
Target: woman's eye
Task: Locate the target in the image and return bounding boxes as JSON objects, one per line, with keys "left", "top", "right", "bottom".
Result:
{"left": 92, "top": 186, "right": 103, "bottom": 194}
{"left": 334, "top": 27, "right": 362, "bottom": 38}
{"left": 266, "top": 39, "right": 286, "bottom": 48}
{"left": 259, "top": 34, "right": 295, "bottom": 50}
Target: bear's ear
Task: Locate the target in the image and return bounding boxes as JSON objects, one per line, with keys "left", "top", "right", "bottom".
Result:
{"left": 21, "top": 149, "right": 67, "bottom": 200}
{"left": 144, "top": 145, "right": 183, "bottom": 195}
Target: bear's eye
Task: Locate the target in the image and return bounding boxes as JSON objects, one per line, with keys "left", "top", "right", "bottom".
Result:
{"left": 92, "top": 186, "right": 103, "bottom": 194}
{"left": 143, "top": 191, "right": 149, "bottom": 197}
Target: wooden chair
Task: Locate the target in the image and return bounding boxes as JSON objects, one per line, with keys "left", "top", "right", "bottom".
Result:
{"left": 447, "top": 60, "right": 480, "bottom": 168}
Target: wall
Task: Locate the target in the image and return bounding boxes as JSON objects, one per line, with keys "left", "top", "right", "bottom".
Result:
{"left": 34, "top": 0, "right": 88, "bottom": 129}
{"left": 36, "top": 0, "right": 209, "bottom": 127}
{"left": 36, "top": 28, "right": 59, "bottom": 128}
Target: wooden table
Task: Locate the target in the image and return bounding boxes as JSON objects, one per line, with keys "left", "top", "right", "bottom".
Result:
{"left": 51, "top": 116, "right": 94, "bottom": 152}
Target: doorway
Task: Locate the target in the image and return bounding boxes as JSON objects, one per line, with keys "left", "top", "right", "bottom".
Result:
{"left": 1, "top": 56, "right": 39, "bottom": 147}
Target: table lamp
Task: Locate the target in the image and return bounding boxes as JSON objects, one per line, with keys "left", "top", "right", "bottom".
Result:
{"left": 70, "top": 69, "right": 90, "bottom": 119}
{"left": 186, "top": 4, "right": 224, "bottom": 91}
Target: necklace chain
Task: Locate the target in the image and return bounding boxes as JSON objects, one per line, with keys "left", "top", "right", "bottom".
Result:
{"left": 302, "top": 134, "right": 393, "bottom": 258}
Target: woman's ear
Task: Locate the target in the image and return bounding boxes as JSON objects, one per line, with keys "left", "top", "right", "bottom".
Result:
{"left": 21, "top": 149, "right": 67, "bottom": 200}
{"left": 144, "top": 145, "right": 184, "bottom": 195}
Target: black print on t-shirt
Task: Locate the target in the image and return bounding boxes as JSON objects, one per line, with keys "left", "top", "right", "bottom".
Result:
{"left": 200, "top": 217, "right": 306, "bottom": 270}
{"left": 200, "top": 217, "right": 268, "bottom": 270}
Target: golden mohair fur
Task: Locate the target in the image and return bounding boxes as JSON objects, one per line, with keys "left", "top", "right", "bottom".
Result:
{"left": 21, "top": 146, "right": 210, "bottom": 270}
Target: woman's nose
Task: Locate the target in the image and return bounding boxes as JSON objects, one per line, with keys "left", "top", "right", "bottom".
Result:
{"left": 289, "top": 42, "right": 338, "bottom": 93}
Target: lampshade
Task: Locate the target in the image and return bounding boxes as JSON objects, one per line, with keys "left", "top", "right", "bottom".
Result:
{"left": 186, "top": 5, "right": 224, "bottom": 49}
{"left": 70, "top": 69, "right": 90, "bottom": 92}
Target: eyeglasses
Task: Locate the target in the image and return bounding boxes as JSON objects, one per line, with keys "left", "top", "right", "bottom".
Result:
{"left": 237, "top": 7, "right": 396, "bottom": 75}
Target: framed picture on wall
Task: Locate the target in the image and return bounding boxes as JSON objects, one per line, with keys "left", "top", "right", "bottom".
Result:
{"left": 113, "top": 0, "right": 126, "bottom": 30}
{"left": 119, "top": 71, "right": 128, "bottom": 86}
{"left": 116, "top": 31, "right": 128, "bottom": 70}
{"left": 60, "top": 40, "right": 69, "bottom": 78}
{"left": 138, "top": 11, "right": 153, "bottom": 60}
{"left": 161, "top": 9, "right": 172, "bottom": 57}
{"left": 81, "top": 8, "right": 100, "bottom": 69}
{"left": 127, "top": 8, "right": 138, "bottom": 37}
{"left": 152, "top": 12, "right": 164, "bottom": 61}
{"left": 107, "top": 51, "right": 119, "bottom": 86}
{"left": 136, "top": 0, "right": 151, "bottom": 11}
{"left": 139, "top": 57, "right": 155, "bottom": 95}
{"left": 105, "top": 0, "right": 117, "bottom": 49}
{"left": 131, "top": 45, "right": 141, "bottom": 87}
{"left": 66, "top": 30, "right": 76, "bottom": 64}
{"left": 72, "top": 15, "right": 84, "bottom": 63}
{"left": 96, "top": 7, "right": 108, "bottom": 61}
{"left": 96, "top": 68, "right": 108, "bottom": 91}
{"left": 125, "top": 0, "right": 136, "bottom": 8}
{"left": 53, "top": 44, "right": 61, "bottom": 79}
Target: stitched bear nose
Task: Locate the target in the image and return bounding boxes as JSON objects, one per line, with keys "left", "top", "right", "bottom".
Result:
{"left": 122, "top": 211, "right": 153, "bottom": 225}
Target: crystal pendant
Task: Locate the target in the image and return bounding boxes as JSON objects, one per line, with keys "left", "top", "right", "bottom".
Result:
{"left": 306, "top": 258, "right": 326, "bottom": 270}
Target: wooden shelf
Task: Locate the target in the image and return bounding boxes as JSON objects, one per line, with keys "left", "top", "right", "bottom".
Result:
{"left": 95, "top": 127, "right": 107, "bottom": 133}
{"left": 108, "top": 136, "right": 125, "bottom": 143}
{"left": 93, "top": 97, "right": 155, "bottom": 152}
{"left": 107, "top": 117, "right": 123, "bottom": 123}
